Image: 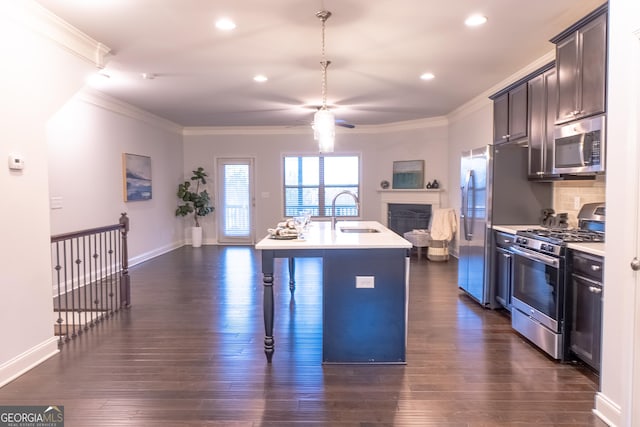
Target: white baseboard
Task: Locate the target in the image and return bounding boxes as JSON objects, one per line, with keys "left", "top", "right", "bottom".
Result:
{"left": 594, "top": 391, "right": 622, "bottom": 427}
{"left": 129, "top": 241, "right": 184, "bottom": 267}
{"left": 0, "top": 337, "right": 59, "bottom": 388}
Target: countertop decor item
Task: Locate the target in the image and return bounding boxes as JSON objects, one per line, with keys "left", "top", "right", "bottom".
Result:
{"left": 380, "top": 180, "right": 390, "bottom": 189}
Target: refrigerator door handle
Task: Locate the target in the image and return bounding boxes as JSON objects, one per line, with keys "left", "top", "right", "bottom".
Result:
{"left": 463, "top": 170, "right": 472, "bottom": 240}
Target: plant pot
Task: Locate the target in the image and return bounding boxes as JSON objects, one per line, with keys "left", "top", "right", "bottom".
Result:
{"left": 191, "top": 226, "right": 203, "bottom": 247}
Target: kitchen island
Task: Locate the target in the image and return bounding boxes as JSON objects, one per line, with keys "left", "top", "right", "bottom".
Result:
{"left": 255, "top": 221, "right": 412, "bottom": 363}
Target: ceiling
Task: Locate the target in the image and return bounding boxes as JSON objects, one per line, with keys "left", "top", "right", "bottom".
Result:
{"left": 36, "top": 0, "right": 605, "bottom": 128}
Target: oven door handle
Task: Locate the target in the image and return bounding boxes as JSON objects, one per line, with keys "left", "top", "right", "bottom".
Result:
{"left": 511, "top": 246, "right": 559, "bottom": 268}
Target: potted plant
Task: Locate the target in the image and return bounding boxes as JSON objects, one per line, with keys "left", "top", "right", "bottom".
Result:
{"left": 176, "top": 167, "right": 214, "bottom": 247}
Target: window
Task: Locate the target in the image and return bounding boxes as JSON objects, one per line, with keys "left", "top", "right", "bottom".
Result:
{"left": 284, "top": 155, "right": 360, "bottom": 218}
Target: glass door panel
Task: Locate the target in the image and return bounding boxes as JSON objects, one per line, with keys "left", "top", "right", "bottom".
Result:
{"left": 217, "top": 158, "right": 254, "bottom": 244}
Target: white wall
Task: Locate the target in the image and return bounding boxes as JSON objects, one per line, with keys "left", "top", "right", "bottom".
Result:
{"left": 183, "top": 120, "right": 449, "bottom": 243}
{"left": 596, "top": 0, "right": 640, "bottom": 425}
{"left": 446, "top": 100, "right": 494, "bottom": 255}
{"left": 47, "top": 91, "right": 185, "bottom": 264}
{"left": 0, "top": 3, "right": 96, "bottom": 386}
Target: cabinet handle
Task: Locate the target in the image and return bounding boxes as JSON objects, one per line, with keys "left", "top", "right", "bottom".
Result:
{"left": 588, "top": 286, "right": 602, "bottom": 294}
{"left": 502, "top": 135, "right": 509, "bottom": 139}
{"left": 590, "top": 265, "right": 601, "bottom": 272}
{"left": 572, "top": 110, "right": 580, "bottom": 116}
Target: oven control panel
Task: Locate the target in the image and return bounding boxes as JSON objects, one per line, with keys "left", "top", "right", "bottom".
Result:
{"left": 515, "top": 236, "right": 561, "bottom": 256}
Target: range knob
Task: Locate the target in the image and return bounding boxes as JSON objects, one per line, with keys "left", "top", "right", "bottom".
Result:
{"left": 540, "top": 244, "right": 548, "bottom": 251}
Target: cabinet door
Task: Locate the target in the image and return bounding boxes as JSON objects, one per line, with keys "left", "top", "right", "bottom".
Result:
{"left": 493, "top": 93, "right": 509, "bottom": 144}
{"left": 556, "top": 33, "right": 579, "bottom": 123}
{"left": 528, "top": 74, "right": 545, "bottom": 176}
{"left": 579, "top": 13, "right": 607, "bottom": 118}
{"left": 570, "top": 275, "right": 603, "bottom": 371}
{"left": 544, "top": 69, "right": 557, "bottom": 171}
{"left": 495, "top": 247, "right": 513, "bottom": 310}
{"left": 528, "top": 68, "right": 557, "bottom": 177}
{"left": 508, "top": 83, "right": 528, "bottom": 140}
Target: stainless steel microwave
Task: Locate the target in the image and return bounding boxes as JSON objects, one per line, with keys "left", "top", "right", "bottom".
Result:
{"left": 553, "top": 115, "right": 605, "bottom": 174}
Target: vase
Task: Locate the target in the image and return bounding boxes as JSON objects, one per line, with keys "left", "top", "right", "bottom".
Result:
{"left": 191, "top": 226, "right": 203, "bottom": 247}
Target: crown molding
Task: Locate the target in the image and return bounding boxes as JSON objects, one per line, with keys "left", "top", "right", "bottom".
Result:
{"left": 182, "top": 116, "right": 448, "bottom": 136}
{"left": 446, "top": 96, "right": 492, "bottom": 124}
{"left": 447, "top": 49, "right": 555, "bottom": 124}
{"left": 183, "top": 126, "right": 311, "bottom": 136}
{"left": 352, "top": 116, "right": 449, "bottom": 133}
{"left": 1, "top": 0, "right": 110, "bottom": 68}
{"left": 76, "top": 88, "right": 183, "bottom": 134}
{"left": 485, "top": 49, "right": 555, "bottom": 98}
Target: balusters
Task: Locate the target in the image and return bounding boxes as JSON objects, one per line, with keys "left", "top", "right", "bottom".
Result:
{"left": 50, "top": 215, "right": 130, "bottom": 347}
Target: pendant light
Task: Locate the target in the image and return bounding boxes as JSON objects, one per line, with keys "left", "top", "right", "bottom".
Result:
{"left": 313, "top": 10, "right": 335, "bottom": 153}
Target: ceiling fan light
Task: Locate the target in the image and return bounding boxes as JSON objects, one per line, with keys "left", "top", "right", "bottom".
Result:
{"left": 318, "top": 136, "right": 335, "bottom": 153}
{"left": 313, "top": 109, "right": 335, "bottom": 152}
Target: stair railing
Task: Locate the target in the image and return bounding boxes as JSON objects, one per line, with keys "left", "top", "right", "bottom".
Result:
{"left": 50, "top": 213, "right": 130, "bottom": 347}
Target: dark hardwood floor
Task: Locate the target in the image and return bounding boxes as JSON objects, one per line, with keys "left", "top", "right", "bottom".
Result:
{"left": 0, "top": 246, "right": 605, "bottom": 426}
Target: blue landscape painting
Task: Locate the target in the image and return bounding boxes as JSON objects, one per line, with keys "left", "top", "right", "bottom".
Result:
{"left": 124, "top": 153, "right": 152, "bottom": 201}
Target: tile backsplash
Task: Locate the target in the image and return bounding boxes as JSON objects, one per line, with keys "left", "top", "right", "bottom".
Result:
{"left": 553, "top": 175, "right": 606, "bottom": 228}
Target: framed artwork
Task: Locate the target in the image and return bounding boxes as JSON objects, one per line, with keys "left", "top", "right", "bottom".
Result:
{"left": 122, "top": 153, "right": 152, "bottom": 201}
{"left": 392, "top": 160, "right": 424, "bottom": 189}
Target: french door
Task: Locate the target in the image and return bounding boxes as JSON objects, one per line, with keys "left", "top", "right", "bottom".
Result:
{"left": 217, "top": 158, "right": 255, "bottom": 244}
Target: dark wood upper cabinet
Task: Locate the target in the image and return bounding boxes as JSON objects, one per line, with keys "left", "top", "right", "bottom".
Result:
{"left": 492, "top": 82, "right": 528, "bottom": 144}
{"left": 528, "top": 66, "right": 558, "bottom": 178}
{"left": 552, "top": 6, "right": 607, "bottom": 124}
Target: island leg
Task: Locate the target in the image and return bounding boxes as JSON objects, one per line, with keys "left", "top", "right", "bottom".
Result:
{"left": 288, "top": 257, "right": 295, "bottom": 294}
{"left": 262, "top": 250, "right": 275, "bottom": 362}
{"left": 263, "top": 273, "right": 274, "bottom": 362}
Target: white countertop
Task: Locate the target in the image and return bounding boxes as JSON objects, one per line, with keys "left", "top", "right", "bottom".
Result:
{"left": 492, "top": 225, "right": 536, "bottom": 235}
{"left": 255, "top": 221, "right": 412, "bottom": 250}
{"left": 492, "top": 225, "right": 605, "bottom": 257}
{"left": 567, "top": 242, "right": 605, "bottom": 257}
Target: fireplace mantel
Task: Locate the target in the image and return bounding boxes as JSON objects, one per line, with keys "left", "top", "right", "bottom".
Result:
{"left": 377, "top": 189, "right": 442, "bottom": 227}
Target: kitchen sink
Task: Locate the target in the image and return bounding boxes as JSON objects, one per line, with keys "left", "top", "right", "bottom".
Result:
{"left": 339, "top": 227, "right": 380, "bottom": 233}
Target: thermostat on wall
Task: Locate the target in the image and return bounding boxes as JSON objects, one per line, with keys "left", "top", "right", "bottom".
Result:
{"left": 8, "top": 154, "right": 25, "bottom": 170}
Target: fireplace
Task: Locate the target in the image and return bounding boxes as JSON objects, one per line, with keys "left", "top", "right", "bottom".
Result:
{"left": 378, "top": 189, "right": 442, "bottom": 232}
{"left": 387, "top": 204, "right": 432, "bottom": 235}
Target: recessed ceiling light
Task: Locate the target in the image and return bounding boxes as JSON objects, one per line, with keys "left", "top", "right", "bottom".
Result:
{"left": 465, "top": 14, "right": 488, "bottom": 27}
{"left": 420, "top": 72, "right": 435, "bottom": 81}
{"left": 141, "top": 73, "right": 155, "bottom": 80}
{"left": 253, "top": 74, "right": 268, "bottom": 83}
{"left": 87, "top": 70, "right": 111, "bottom": 87}
{"left": 215, "top": 17, "right": 236, "bottom": 31}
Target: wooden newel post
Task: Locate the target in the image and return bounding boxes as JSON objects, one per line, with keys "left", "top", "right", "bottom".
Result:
{"left": 119, "top": 212, "right": 131, "bottom": 308}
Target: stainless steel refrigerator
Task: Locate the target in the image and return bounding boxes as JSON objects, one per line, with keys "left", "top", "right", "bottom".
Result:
{"left": 458, "top": 143, "right": 552, "bottom": 307}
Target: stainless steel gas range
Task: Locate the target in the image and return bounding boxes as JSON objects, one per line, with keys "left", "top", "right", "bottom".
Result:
{"left": 510, "top": 207, "right": 604, "bottom": 360}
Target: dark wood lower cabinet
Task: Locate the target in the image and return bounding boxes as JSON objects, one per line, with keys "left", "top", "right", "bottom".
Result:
{"left": 0, "top": 246, "right": 605, "bottom": 426}
{"left": 568, "top": 251, "right": 604, "bottom": 372}
{"left": 570, "top": 275, "right": 603, "bottom": 371}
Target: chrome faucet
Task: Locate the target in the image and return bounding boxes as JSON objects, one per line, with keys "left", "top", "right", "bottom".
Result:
{"left": 331, "top": 190, "right": 360, "bottom": 230}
